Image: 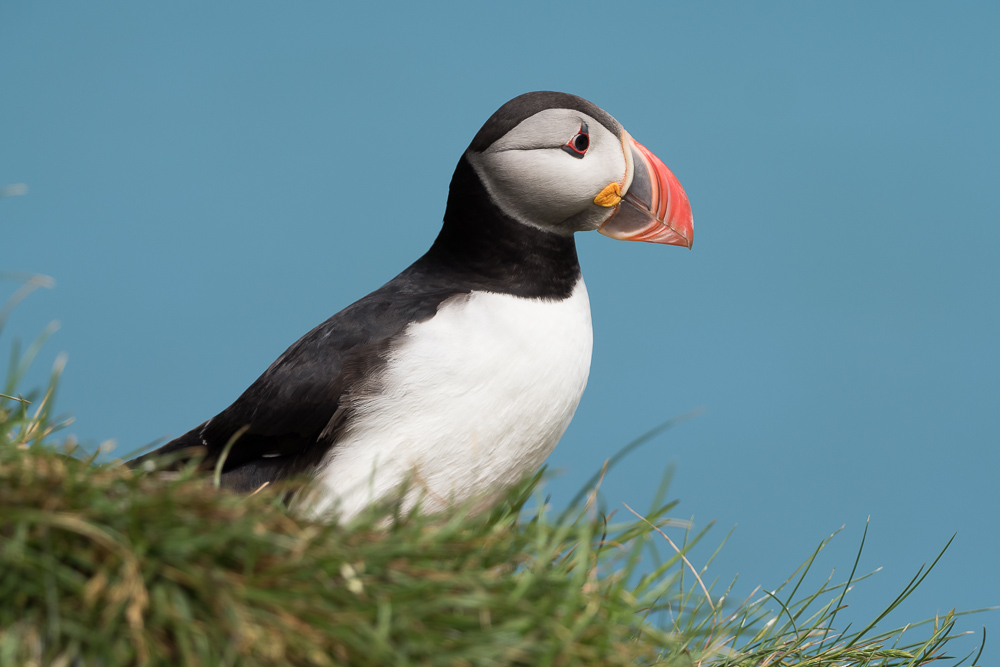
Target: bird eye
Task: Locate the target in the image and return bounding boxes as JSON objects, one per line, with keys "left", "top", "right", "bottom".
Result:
{"left": 561, "top": 122, "right": 589, "bottom": 158}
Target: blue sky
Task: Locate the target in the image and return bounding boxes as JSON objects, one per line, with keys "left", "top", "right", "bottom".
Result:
{"left": 2, "top": 1, "right": 997, "bottom": 660}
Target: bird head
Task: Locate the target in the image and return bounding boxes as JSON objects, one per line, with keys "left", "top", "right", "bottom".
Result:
{"left": 465, "top": 91, "right": 693, "bottom": 248}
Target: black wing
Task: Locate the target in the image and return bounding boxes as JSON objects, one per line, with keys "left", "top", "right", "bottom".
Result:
{"left": 133, "top": 262, "right": 462, "bottom": 492}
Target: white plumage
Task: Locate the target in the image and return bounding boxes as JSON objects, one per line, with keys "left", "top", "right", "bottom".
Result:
{"left": 303, "top": 279, "right": 593, "bottom": 520}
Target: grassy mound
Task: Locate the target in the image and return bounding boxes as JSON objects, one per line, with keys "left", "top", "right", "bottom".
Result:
{"left": 2, "top": 442, "right": 707, "bottom": 665}
{"left": 0, "top": 420, "right": 985, "bottom": 665}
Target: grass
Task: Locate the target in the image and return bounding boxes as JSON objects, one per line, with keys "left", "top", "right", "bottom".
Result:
{"left": 0, "top": 274, "right": 991, "bottom": 666}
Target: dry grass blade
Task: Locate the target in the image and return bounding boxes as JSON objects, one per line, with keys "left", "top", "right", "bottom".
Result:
{"left": 623, "top": 501, "right": 716, "bottom": 612}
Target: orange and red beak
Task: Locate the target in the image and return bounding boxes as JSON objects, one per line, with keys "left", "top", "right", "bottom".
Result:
{"left": 598, "top": 132, "right": 693, "bottom": 248}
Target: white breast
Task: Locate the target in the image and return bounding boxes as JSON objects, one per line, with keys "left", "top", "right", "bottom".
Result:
{"left": 302, "top": 278, "right": 593, "bottom": 521}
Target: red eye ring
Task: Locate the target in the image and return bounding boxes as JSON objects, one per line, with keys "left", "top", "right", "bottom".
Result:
{"left": 561, "top": 122, "right": 589, "bottom": 158}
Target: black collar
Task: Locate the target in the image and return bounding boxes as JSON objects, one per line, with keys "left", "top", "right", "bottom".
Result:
{"left": 416, "top": 155, "right": 581, "bottom": 300}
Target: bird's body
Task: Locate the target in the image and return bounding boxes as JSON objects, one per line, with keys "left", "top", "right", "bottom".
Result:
{"left": 136, "top": 92, "right": 693, "bottom": 521}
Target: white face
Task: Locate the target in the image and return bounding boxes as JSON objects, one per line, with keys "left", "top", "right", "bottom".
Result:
{"left": 467, "top": 108, "right": 633, "bottom": 235}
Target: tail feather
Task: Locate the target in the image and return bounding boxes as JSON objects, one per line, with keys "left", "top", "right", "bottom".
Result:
{"left": 129, "top": 424, "right": 209, "bottom": 471}
{"left": 130, "top": 423, "right": 303, "bottom": 500}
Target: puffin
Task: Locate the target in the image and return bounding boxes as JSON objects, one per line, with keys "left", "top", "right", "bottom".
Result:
{"left": 135, "top": 91, "right": 694, "bottom": 521}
